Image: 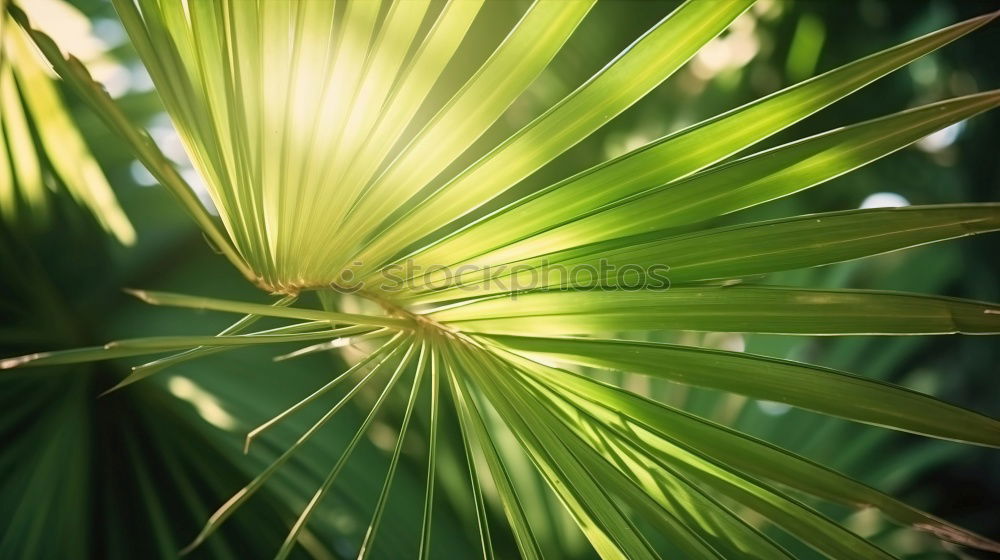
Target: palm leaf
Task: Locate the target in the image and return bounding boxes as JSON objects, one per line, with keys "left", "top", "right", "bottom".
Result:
{"left": 6, "top": 1, "right": 1000, "bottom": 559}
{"left": 396, "top": 204, "right": 1000, "bottom": 301}
{"left": 0, "top": 5, "right": 133, "bottom": 244}
{"left": 346, "top": 0, "right": 755, "bottom": 278}
{"left": 398, "top": 12, "right": 999, "bottom": 273}
{"left": 482, "top": 333, "right": 1000, "bottom": 447}
{"left": 431, "top": 287, "right": 1000, "bottom": 335}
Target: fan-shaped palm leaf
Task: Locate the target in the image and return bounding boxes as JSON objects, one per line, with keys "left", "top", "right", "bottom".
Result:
{"left": 6, "top": 1, "right": 1000, "bottom": 558}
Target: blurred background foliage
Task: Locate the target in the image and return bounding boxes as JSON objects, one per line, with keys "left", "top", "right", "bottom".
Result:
{"left": 1, "top": 0, "right": 997, "bottom": 558}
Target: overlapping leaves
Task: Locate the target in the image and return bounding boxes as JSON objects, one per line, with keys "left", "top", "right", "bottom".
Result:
{"left": 5, "top": 1, "right": 1000, "bottom": 559}
{"left": 0, "top": 2, "right": 133, "bottom": 243}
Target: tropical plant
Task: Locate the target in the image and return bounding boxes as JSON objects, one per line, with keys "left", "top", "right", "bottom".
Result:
{"left": 4, "top": 1, "right": 1000, "bottom": 559}
{"left": 0, "top": 0, "right": 133, "bottom": 244}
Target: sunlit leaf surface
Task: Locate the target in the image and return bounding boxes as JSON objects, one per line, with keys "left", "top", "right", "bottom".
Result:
{"left": 4, "top": 1, "right": 1000, "bottom": 558}
{"left": 0, "top": 5, "right": 133, "bottom": 244}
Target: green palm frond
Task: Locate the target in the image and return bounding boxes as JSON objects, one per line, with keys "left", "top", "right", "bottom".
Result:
{"left": 5, "top": 1, "right": 1000, "bottom": 559}
{"left": 0, "top": 1, "right": 133, "bottom": 244}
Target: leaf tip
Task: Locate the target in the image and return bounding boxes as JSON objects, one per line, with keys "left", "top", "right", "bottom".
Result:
{"left": 178, "top": 539, "right": 200, "bottom": 557}
{"left": 957, "top": 9, "right": 1000, "bottom": 32}
{"left": 124, "top": 288, "right": 151, "bottom": 303}
{"left": 98, "top": 381, "right": 128, "bottom": 398}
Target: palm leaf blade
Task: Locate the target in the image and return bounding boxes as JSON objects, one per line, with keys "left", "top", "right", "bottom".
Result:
{"left": 403, "top": 12, "right": 998, "bottom": 273}
{"left": 484, "top": 334, "right": 1000, "bottom": 447}
{"left": 434, "top": 287, "right": 1000, "bottom": 335}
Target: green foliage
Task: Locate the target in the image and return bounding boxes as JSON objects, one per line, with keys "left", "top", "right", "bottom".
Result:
{"left": 3, "top": 1, "right": 1000, "bottom": 559}
{"left": 0, "top": 4, "right": 134, "bottom": 244}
